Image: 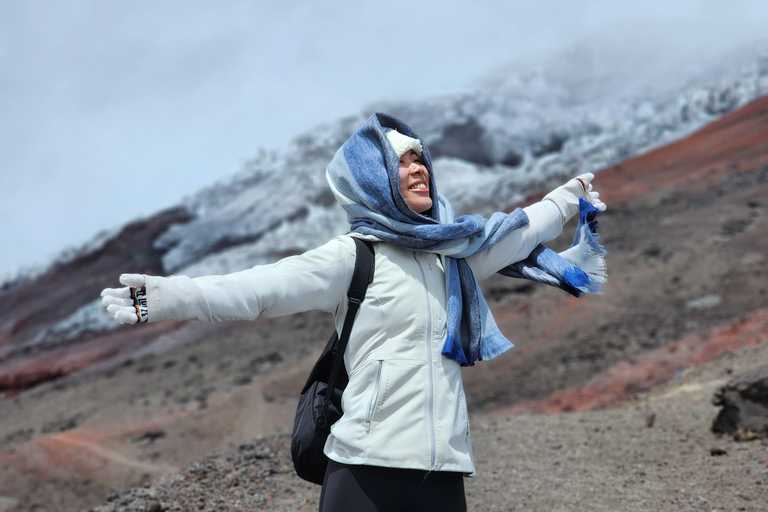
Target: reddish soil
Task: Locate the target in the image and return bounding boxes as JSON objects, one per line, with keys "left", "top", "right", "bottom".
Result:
{"left": 500, "top": 306, "right": 768, "bottom": 414}
{"left": 599, "top": 95, "right": 768, "bottom": 204}
{"left": 0, "top": 322, "right": 184, "bottom": 398}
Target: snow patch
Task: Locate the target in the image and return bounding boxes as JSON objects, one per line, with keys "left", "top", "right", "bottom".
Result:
{"left": 30, "top": 299, "right": 121, "bottom": 349}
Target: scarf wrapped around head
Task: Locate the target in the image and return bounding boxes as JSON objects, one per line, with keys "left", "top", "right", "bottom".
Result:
{"left": 326, "top": 112, "right": 606, "bottom": 366}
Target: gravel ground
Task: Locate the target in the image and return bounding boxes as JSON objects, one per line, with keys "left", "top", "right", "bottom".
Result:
{"left": 87, "top": 340, "right": 768, "bottom": 512}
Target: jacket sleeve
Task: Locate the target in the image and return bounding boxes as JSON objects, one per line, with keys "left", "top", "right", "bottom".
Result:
{"left": 144, "top": 236, "right": 356, "bottom": 323}
{"left": 465, "top": 200, "right": 564, "bottom": 281}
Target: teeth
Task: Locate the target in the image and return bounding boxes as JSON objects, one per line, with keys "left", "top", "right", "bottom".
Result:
{"left": 409, "top": 183, "right": 427, "bottom": 190}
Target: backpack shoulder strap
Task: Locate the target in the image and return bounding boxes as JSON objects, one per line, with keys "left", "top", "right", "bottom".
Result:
{"left": 324, "top": 237, "right": 375, "bottom": 406}
{"left": 347, "top": 237, "right": 375, "bottom": 306}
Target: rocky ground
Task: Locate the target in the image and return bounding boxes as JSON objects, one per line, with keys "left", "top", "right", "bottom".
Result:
{"left": 0, "top": 97, "right": 767, "bottom": 511}
{"left": 85, "top": 339, "right": 768, "bottom": 512}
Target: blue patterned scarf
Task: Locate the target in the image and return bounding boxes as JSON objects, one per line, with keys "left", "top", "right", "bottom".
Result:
{"left": 326, "top": 113, "right": 605, "bottom": 366}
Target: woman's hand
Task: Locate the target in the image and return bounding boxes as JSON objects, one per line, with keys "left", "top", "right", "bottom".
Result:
{"left": 543, "top": 173, "right": 606, "bottom": 223}
{"left": 101, "top": 274, "right": 148, "bottom": 324}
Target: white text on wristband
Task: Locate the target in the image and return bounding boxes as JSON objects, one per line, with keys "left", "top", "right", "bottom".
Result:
{"left": 130, "top": 286, "right": 149, "bottom": 323}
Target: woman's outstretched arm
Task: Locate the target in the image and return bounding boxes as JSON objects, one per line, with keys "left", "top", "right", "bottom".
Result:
{"left": 101, "top": 236, "right": 356, "bottom": 325}
{"left": 467, "top": 173, "right": 606, "bottom": 281}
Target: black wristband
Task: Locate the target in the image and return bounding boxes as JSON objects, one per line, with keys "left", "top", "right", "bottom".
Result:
{"left": 130, "top": 286, "right": 149, "bottom": 323}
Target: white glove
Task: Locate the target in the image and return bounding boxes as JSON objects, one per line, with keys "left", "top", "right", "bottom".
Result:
{"left": 543, "top": 172, "right": 607, "bottom": 223}
{"left": 101, "top": 274, "right": 148, "bottom": 324}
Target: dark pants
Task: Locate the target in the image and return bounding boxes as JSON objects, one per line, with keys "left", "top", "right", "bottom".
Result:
{"left": 319, "top": 460, "right": 468, "bottom": 512}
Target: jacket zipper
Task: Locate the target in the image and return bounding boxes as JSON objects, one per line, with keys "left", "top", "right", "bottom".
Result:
{"left": 413, "top": 251, "right": 437, "bottom": 470}
{"left": 365, "top": 360, "right": 384, "bottom": 433}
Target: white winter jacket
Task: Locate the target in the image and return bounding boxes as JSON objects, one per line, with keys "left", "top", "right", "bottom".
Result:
{"left": 144, "top": 200, "right": 564, "bottom": 474}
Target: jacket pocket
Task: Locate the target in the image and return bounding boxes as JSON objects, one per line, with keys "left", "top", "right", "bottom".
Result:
{"left": 460, "top": 388, "right": 470, "bottom": 443}
{"left": 365, "top": 360, "right": 385, "bottom": 433}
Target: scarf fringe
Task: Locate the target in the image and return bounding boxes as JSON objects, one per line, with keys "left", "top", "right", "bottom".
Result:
{"left": 559, "top": 226, "right": 607, "bottom": 293}
{"left": 478, "top": 336, "right": 515, "bottom": 362}
{"left": 559, "top": 198, "right": 607, "bottom": 294}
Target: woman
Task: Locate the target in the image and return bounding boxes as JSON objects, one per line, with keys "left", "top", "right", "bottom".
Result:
{"left": 101, "top": 113, "right": 606, "bottom": 511}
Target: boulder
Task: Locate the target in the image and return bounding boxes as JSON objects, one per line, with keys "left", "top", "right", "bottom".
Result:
{"left": 712, "top": 365, "right": 768, "bottom": 440}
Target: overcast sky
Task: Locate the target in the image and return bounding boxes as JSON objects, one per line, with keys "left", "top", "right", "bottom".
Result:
{"left": 2, "top": 0, "right": 768, "bottom": 279}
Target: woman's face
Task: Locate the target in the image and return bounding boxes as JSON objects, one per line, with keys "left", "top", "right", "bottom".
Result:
{"left": 398, "top": 150, "right": 432, "bottom": 214}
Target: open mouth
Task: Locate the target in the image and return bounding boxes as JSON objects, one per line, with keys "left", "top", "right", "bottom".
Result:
{"left": 408, "top": 182, "right": 428, "bottom": 192}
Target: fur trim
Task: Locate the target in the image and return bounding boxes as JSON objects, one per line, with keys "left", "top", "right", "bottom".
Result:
{"left": 385, "top": 129, "right": 423, "bottom": 158}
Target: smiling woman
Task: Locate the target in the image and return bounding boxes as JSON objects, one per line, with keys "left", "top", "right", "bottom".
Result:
{"left": 101, "top": 112, "right": 607, "bottom": 511}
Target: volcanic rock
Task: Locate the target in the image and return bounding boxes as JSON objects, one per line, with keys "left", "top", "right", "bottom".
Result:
{"left": 712, "top": 364, "right": 768, "bottom": 440}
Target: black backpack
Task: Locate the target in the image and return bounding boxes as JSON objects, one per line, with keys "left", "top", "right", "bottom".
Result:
{"left": 290, "top": 237, "right": 375, "bottom": 485}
